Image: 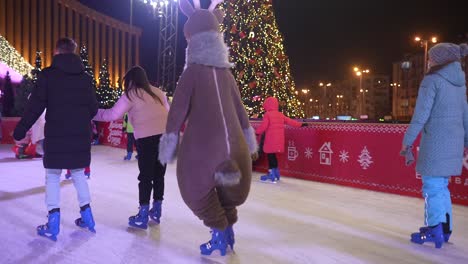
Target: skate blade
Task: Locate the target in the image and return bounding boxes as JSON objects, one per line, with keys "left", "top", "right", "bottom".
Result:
{"left": 128, "top": 222, "right": 148, "bottom": 229}
{"left": 149, "top": 217, "right": 161, "bottom": 224}
{"left": 38, "top": 232, "right": 57, "bottom": 242}
{"left": 259, "top": 179, "right": 277, "bottom": 184}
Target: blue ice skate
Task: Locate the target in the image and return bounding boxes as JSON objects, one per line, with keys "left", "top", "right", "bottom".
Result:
{"left": 226, "top": 225, "right": 235, "bottom": 250}
{"left": 75, "top": 205, "right": 96, "bottom": 233}
{"left": 200, "top": 228, "right": 228, "bottom": 256}
{"left": 149, "top": 200, "right": 162, "bottom": 223}
{"left": 419, "top": 226, "right": 451, "bottom": 243}
{"left": 37, "top": 209, "right": 60, "bottom": 241}
{"left": 260, "top": 170, "right": 277, "bottom": 183}
{"left": 411, "top": 223, "right": 444, "bottom": 248}
{"left": 124, "top": 152, "right": 132, "bottom": 161}
{"left": 272, "top": 168, "right": 281, "bottom": 181}
{"left": 128, "top": 205, "right": 149, "bottom": 229}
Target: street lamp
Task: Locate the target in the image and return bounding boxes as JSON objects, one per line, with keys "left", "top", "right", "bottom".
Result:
{"left": 319, "top": 82, "right": 332, "bottom": 118}
{"left": 415, "top": 35, "right": 438, "bottom": 72}
{"left": 353, "top": 67, "right": 370, "bottom": 116}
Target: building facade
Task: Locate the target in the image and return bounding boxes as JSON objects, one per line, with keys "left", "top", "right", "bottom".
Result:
{"left": 0, "top": 0, "right": 142, "bottom": 85}
{"left": 392, "top": 40, "right": 468, "bottom": 122}
{"left": 299, "top": 75, "right": 391, "bottom": 120}
{"left": 392, "top": 53, "right": 425, "bottom": 121}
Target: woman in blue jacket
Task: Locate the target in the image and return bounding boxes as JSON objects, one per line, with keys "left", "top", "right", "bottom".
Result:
{"left": 402, "top": 43, "right": 468, "bottom": 248}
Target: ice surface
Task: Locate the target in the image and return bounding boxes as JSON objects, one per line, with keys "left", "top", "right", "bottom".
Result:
{"left": 1, "top": 145, "right": 467, "bottom": 264}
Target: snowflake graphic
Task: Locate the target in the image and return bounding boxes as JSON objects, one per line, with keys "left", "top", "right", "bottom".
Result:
{"left": 304, "top": 147, "right": 313, "bottom": 159}
{"left": 339, "top": 150, "right": 349, "bottom": 163}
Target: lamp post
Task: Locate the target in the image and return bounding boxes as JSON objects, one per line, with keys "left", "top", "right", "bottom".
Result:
{"left": 353, "top": 67, "right": 370, "bottom": 116}
{"left": 336, "top": 94, "right": 343, "bottom": 115}
{"left": 415, "top": 36, "right": 437, "bottom": 72}
{"left": 319, "top": 82, "right": 332, "bottom": 118}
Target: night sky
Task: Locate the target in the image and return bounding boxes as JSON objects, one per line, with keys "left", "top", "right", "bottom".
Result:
{"left": 78, "top": 0, "right": 467, "bottom": 87}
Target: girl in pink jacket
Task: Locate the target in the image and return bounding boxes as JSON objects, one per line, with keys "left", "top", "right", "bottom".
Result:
{"left": 94, "top": 66, "right": 169, "bottom": 229}
{"left": 256, "top": 97, "right": 307, "bottom": 182}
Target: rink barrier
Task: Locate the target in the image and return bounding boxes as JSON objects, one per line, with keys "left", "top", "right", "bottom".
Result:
{"left": 2, "top": 118, "right": 467, "bottom": 206}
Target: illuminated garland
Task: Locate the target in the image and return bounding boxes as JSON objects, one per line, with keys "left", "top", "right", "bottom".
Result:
{"left": 221, "top": 0, "right": 304, "bottom": 118}
{"left": 0, "top": 34, "right": 33, "bottom": 77}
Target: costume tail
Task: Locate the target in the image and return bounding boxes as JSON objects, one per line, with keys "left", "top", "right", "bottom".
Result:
{"left": 215, "top": 160, "right": 241, "bottom": 186}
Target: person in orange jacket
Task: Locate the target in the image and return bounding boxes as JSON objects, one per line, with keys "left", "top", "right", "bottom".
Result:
{"left": 255, "top": 97, "right": 307, "bottom": 182}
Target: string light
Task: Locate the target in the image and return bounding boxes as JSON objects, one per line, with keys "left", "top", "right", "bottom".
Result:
{"left": 96, "top": 60, "right": 119, "bottom": 109}
{"left": 0, "top": 34, "right": 34, "bottom": 78}
{"left": 221, "top": 0, "right": 304, "bottom": 118}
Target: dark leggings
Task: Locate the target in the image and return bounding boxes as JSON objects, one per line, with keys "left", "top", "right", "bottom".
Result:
{"left": 267, "top": 153, "right": 278, "bottom": 169}
{"left": 136, "top": 134, "right": 166, "bottom": 205}
{"left": 127, "top": 133, "right": 138, "bottom": 154}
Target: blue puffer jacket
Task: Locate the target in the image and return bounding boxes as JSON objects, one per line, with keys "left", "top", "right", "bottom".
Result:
{"left": 403, "top": 62, "right": 468, "bottom": 176}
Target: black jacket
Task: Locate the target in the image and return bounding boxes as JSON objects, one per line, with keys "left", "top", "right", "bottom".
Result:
{"left": 14, "top": 53, "right": 98, "bottom": 169}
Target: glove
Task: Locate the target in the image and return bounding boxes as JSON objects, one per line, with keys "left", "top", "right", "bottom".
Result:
{"left": 301, "top": 123, "right": 309, "bottom": 127}
{"left": 251, "top": 152, "right": 259, "bottom": 161}
{"left": 400, "top": 145, "right": 415, "bottom": 166}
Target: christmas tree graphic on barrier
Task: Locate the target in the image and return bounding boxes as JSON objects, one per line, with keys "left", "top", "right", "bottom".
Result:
{"left": 222, "top": 0, "right": 304, "bottom": 117}
{"left": 358, "top": 146, "right": 373, "bottom": 170}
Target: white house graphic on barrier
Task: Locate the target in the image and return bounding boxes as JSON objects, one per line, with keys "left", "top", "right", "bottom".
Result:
{"left": 319, "top": 142, "right": 333, "bottom": 165}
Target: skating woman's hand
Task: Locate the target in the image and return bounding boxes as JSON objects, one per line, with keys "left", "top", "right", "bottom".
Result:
{"left": 251, "top": 152, "right": 259, "bottom": 161}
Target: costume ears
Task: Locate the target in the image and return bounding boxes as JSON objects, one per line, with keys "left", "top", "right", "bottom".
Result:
{"left": 208, "top": 0, "right": 223, "bottom": 11}
{"left": 179, "top": 0, "right": 199, "bottom": 17}
{"left": 180, "top": 0, "right": 224, "bottom": 17}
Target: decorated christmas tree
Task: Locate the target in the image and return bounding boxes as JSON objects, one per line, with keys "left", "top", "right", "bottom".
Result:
{"left": 1, "top": 72, "right": 14, "bottom": 117}
{"left": 221, "top": 0, "right": 304, "bottom": 117}
{"left": 32, "top": 51, "right": 42, "bottom": 83}
{"left": 96, "top": 61, "right": 116, "bottom": 109}
{"left": 13, "top": 75, "right": 34, "bottom": 117}
{"left": 80, "top": 46, "right": 94, "bottom": 78}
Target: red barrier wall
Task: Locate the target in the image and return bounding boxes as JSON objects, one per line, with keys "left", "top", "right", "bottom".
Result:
{"left": 3, "top": 119, "right": 468, "bottom": 205}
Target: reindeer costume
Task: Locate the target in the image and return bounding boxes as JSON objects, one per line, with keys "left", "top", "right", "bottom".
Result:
{"left": 159, "top": 0, "right": 257, "bottom": 256}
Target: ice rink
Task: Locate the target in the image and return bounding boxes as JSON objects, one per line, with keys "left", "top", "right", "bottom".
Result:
{"left": 1, "top": 144, "right": 467, "bottom": 264}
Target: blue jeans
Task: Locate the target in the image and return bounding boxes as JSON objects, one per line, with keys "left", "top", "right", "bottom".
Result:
{"left": 46, "top": 169, "right": 91, "bottom": 211}
{"left": 421, "top": 176, "right": 452, "bottom": 230}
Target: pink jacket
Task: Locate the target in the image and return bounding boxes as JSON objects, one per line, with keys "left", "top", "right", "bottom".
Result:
{"left": 256, "top": 97, "right": 302, "bottom": 153}
{"left": 93, "top": 86, "right": 169, "bottom": 139}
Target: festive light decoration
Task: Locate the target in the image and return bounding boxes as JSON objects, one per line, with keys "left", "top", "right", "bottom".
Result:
{"left": 96, "top": 60, "right": 118, "bottom": 109}
{"left": 221, "top": 0, "right": 304, "bottom": 117}
{"left": 80, "top": 46, "right": 98, "bottom": 92}
{"left": 32, "top": 51, "right": 42, "bottom": 83}
{"left": 0, "top": 34, "right": 33, "bottom": 78}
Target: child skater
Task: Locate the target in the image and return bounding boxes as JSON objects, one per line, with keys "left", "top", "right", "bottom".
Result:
{"left": 255, "top": 97, "right": 307, "bottom": 183}
{"left": 123, "top": 113, "right": 138, "bottom": 160}
{"left": 93, "top": 66, "right": 169, "bottom": 228}
{"left": 401, "top": 43, "right": 468, "bottom": 248}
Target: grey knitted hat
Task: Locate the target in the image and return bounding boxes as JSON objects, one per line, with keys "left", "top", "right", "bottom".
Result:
{"left": 428, "top": 43, "right": 468, "bottom": 66}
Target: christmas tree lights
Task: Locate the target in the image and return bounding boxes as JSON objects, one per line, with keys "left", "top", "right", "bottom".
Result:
{"left": 96, "top": 60, "right": 117, "bottom": 109}
{"left": 32, "top": 51, "right": 42, "bottom": 83}
{"left": 0, "top": 34, "right": 33, "bottom": 77}
{"left": 221, "top": 0, "right": 304, "bottom": 117}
